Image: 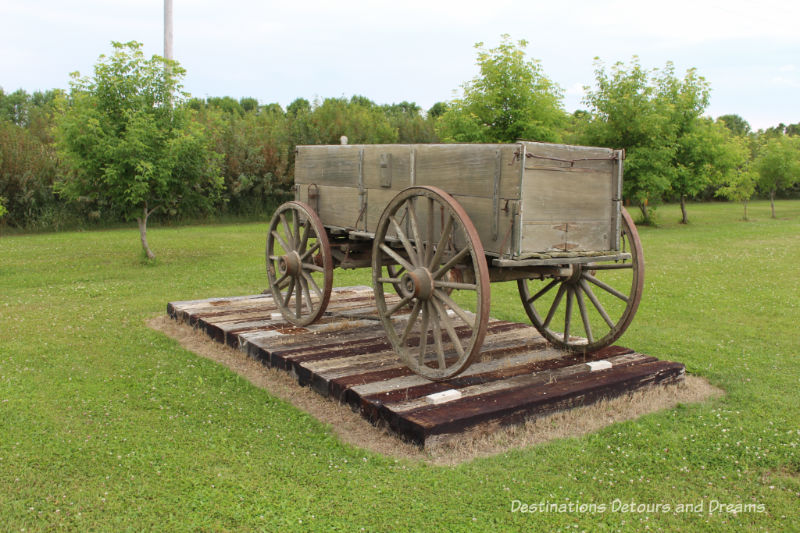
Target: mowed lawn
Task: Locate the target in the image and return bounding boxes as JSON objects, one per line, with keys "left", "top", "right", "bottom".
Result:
{"left": 1, "top": 200, "right": 798, "bottom": 531}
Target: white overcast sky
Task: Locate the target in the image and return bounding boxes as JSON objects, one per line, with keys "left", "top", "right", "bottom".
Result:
{"left": 2, "top": 0, "right": 798, "bottom": 130}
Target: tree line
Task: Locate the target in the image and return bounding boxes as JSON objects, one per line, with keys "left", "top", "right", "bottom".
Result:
{"left": 1, "top": 37, "right": 799, "bottom": 251}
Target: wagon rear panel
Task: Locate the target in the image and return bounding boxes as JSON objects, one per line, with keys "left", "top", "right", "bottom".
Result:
{"left": 518, "top": 142, "right": 622, "bottom": 256}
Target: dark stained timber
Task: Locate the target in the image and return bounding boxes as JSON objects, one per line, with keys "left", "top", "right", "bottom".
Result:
{"left": 167, "top": 286, "right": 684, "bottom": 447}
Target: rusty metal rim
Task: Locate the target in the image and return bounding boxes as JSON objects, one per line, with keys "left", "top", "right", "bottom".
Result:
{"left": 372, "top": 185, "right": 490, "bottom": 381}
{"left": 517, "top": 207, "right": 644, "bottom": 352}
{"left": 266, "top": 201, "right": 333, "bottom": 326}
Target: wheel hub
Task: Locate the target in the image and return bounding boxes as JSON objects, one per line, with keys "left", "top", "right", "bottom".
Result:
{"left": 400, "top": 268, "right": 434, "bottom": 300}
{"left": 278, "top": 252, "right": 301, "bottom": 276}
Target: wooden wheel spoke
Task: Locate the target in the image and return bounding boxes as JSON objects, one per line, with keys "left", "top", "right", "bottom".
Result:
{"left": 275, "top": 273, "right": 291, "bottom": 290}
{"left": 425, "top": 197, "right": 434, "bottom": 266}
{"left": 428, "top": 215, "right": 454, "bottom": 270}
{"left": 299, "top": 218, "right": 311, "bottom": 254}
{"left": 584, "top": 273, "right": 629, "bottom": 302}
{"left": 279, "top": 213, "right": 295, "bottom": 249}
{"left": 303, "top": 271, "right": 323, "bottom": 300}
{"left": 430, "top": 305, "right": 446, "bottom": 369}
{"left": 575, "top": 285, "right": 594, "bottom": 344}
{"left": 543, "top": 283, "right": 567, "bottom": 329}
{"left": 377, "top": 277, "right": 402, "bottom": 284}
{"left": 298, "top": 275, "right": 314, "bottom": 313}
{"left": 300, "top": 242, "right": 320, "bottom": 262}
{"left": 383, "top": 294, "right": 414, "bottom": 318}
{"left": 433, "top": 280, "right": 476, "bottom": 291}
{"left": 282, "top": 276, "right": 295, "bottom": 308}
{"left": 399, "top": 300, "right": 423, "bottom": 345}
{"left": 563, "top": 285, "right": 574, "bottom": 343}
{"left": 302, "top": 262, "right": 324, "bottom": 273}
{"left": 271, "top": 230, "right": 291, "bottom": 255}
{"left": 406, "top": 199, "right": 424, "bottom": 264}
{"left": 580, "top": 279, "right": 615, "bottom": 329}
{"left": 431, "top": 298, "right": 464, "bottom": 359}
{"left": 294, "top": 277, "right": 302, "bottom": 316}
{"left": 527, "top": 279, "right": 559, "bottom": 304}
{"left": 390, "top": 215, "right": 419, "bottom": 268}
{"left": 432, "top": 247, "right": 470, "bottom": 280}
{"left": 434, "top": 289, "right": 474, "bottom": 327}
{"left": 292, "top": 211, "right": 302, "bottom": 251}
{"left": 417, "top": 304, "right": 430, "bottom": 364}
{"left": 379, "top": 243, "right": 414, "bottom": 272}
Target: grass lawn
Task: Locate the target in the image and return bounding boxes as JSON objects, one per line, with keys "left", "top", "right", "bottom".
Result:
{"left": 1, "top": 200, "right": 798, "bottom": 531}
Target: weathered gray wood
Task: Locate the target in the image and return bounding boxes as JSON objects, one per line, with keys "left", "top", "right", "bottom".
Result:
{"left": 362, "top": 146, "right": 413, "bottom": 190}
{"left": 295, "top": 145, "right": 362, "bottom": 187}
{"left": 521, "top": 221, "right": 612, "bottom": 253}
{"left": 521, "top": 168, "right": 613, "bottom": 222}
{"left": 293, "top": 142, "right": 622, "bottom": 258}
{"left": 296, "top": 184, "right": 363, "bottom": 231}
{"left": 414, "top": 144, "right": 521, "bottom": 200}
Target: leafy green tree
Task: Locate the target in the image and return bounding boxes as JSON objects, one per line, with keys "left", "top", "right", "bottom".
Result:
{"left": 582, "top": 58, "right": 715, "bottom": 224}
{"left": 427, "top": 102, "right": 448, "bottom": 119}
{"left": 0, "top": 120, "right": 62, "bottom": 228}
{"left": 714, "top": 136, "right": 757, "bottom": 220}
{"left": 381, "top": 101, "right": 437, "bottom": 143}
{"left": 312, "top": 96, "right": 397, "bottom": 144}
{"left": 239, "top": 97, "right": 259, "bottom": 113}
{"left": 56, "top": 41, "right": 222, "bottom": 259}
{"left": 581, "top": 57, "right": 675, "bottom": 223}
{"left": 717, "top": 114, "right": 751, "bottom": 137}
{"left": 436, "top": 35, "right": 565, "bottom": 143}
{"left": 754, "top": 135, "right": 800, "bottom": 218}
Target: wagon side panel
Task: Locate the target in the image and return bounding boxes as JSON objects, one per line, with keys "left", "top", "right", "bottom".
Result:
{"left": 362, "top": 145, "right": 414, "bottom": 232}
{"left": 295, "top": 145, "right": 363, "bottom": 231}
{"left": 413, "top": 144, "right": 522, "bottom": 256}
{"left": 519, "top": 142, "right": 621, "bottom": 255}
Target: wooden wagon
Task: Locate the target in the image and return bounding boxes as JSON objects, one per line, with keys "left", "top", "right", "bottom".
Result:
{"left": 266, "top": 141, "right": 644, "bottom": 380}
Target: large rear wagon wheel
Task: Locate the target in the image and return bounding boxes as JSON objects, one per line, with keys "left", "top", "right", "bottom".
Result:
{"left": 266, "top": 201, "right": 333, "bottom": 326}
{"left": 372, "top": 186, "right": 490, "bottom": 381}
{"left": 518, "top": 208, "right": 644, "bottom": 352}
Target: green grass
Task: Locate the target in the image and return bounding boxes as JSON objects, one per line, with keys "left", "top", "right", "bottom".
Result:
{"left": 1, "top": 200, "right": 798, "bottom": 531}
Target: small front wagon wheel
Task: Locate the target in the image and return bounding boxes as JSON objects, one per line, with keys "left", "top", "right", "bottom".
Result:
{"left": 266, "top": 201, "right": 333, "bottom": 326}
{"left": 518, "top": 208, "right": 644, "bottom": 352}
{"left": 372, "top": 186, "right": 490, "bottom": 381}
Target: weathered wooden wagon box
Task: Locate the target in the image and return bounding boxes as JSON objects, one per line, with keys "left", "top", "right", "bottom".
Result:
{"left": 294, "top": 142, "right": 623, "bottom": 259}
{"left": 266, "top": 141, "right": 642, "bottom": 381}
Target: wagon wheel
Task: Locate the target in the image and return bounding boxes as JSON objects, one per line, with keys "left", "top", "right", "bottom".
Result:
{"left": 372, "top": 186, "right": 490, "bottom": 381}
{"left": 266, "top": 201, "right": 333, "bottom": 326}
{"left": 518, "top": 208, "right": 644, "bottom": 352}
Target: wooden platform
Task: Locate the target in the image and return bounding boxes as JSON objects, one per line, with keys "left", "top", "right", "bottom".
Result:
{"left": 167, "top": 286, "right": 685, "bottom": 446}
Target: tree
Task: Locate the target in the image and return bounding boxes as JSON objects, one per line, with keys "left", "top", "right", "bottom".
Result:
{"left": 436, "top": 35, "right": 565, "bottom": 143}
{"left": 754, "top": 135, "right": 800, "bottom": 218}
{"left": 673, "top": 118, "right": 744, "bottom": 224}
{"left": 582, "top": 58, "right": 715, "bottom": 224}
{"left": 717, "top": 114, "right": 751, "bottom": 137}
{"left": 581, "top": 57, "right": 675, "bottom": 223}
{"left": 714, "top": 136, "right": 757, "bottom": 220}
{"left": 56, "top": 41, "right": 222, "bottom": 259}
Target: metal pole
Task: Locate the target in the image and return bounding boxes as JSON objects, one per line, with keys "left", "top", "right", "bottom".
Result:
{"left": 164, "top": 0, "right": 173, "bottom": 60}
